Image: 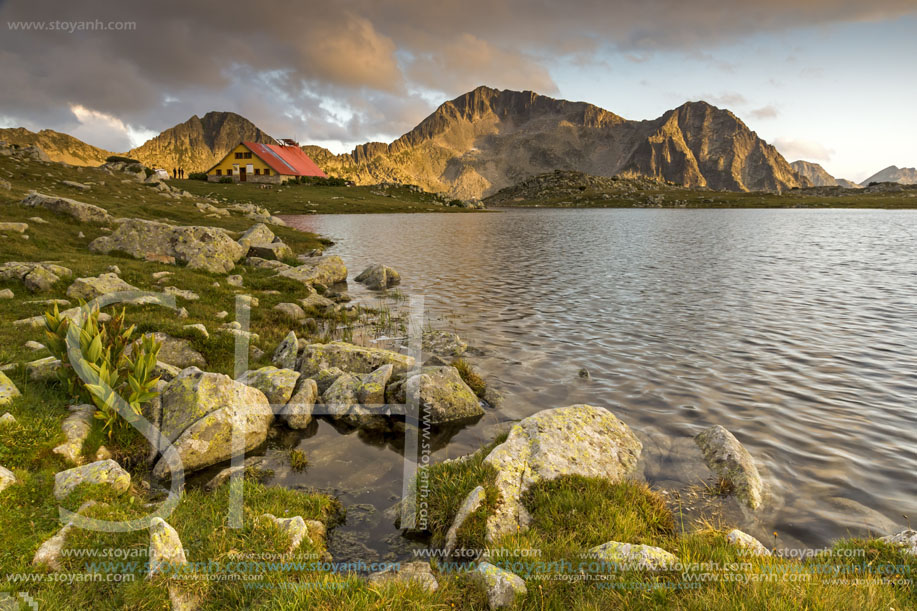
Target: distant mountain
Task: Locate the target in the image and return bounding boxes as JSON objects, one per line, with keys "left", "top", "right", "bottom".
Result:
{"left": 127, "top": 111, "right": 275, "bottom": 172}
{"left": 0, "top": 127, "right": 111, "bottom": 166}
{"left": 860, "top": 165, "right": 917, "bottom": 186}
{"left": 313, "top": 86, "right": 809, "bottom": 198}
{"left": 790, "top": 160, "right": 863, "bottom": 189}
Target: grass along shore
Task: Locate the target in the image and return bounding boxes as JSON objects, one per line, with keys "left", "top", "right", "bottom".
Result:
{"left": 0, "top": 148, "right": 915, "bottom": 609}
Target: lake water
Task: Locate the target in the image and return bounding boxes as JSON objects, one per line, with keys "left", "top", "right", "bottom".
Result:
{"left": 277, "top": 208, "right": 917, "bottom": 560}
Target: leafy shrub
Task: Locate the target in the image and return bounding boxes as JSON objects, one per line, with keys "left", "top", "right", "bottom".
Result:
{"left": 219, "top": 177, "right": 233, "bottom": 184}
{"left": 44, "top": 305, "right": 162, "bottom": 439}
{"left": 188, "top": 171, "right": 208, "bottom": 181}
{"left": 105, "top": 155, "right": 141, "bottom": 164}
{"left": 297, "top": 176, "right": 348, "bottom": 187}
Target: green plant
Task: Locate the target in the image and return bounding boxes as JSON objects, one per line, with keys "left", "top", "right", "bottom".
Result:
{"left": 452, "top": 358, "right": 486, "bottom": 398}
{"left": 219, "top": 176, "right": 233, "bottom": 184}
{"left": 289, "top": 449, "right": 309, "bottom": 471}
{"left": 43, "top": 305, "right": 162, "bottom": 439}
{"left": 105, "top": 155, "right": 141, "bottom": 164}
{"left": 143, "top": 167, "right": 154, "bottom": 178}
{"left": 187, "top": 171, "right": 208, "bottom": 181}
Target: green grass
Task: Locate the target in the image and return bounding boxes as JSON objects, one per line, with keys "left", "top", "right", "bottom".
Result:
{"left": 451, "top": 358, "right": 487, "bottom": 399}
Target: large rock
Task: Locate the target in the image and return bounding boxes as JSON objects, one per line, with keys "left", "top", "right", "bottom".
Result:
{"left": 322, "top": 372, "right": 389, "bottom": 429}
{"left": 237, "top": 366, "right": 300, "bottom": 404}
{"left": 694, "top": 425, "right": 764, "bottom": 510}
{"left": 0, "top": 371, "right": 21, "bottom": 406}
{"left": 277, "top": 256, "right": 347, "bottom": 286}
{"left": 284, "top": 377, "right": 318, "bottom": 429}
{"left": 313, "top": 367, "right": 345, "bottom": 395}
{"left": 89, "top": 219, "right": 246, "bottom": 273}
{"left": 21, "top": 192, "right": 112, "bottom": 224}
{"left": 53, "top": 459, "right": 131, "bottom": 499}
{"left": 251, "top": 241, "right": 293, "bottom": 261}
{"left": 0, "top": 261, "right": 72, "bottom": 292}
{"left": 272, "top": 331, "right": 298, "bottom": 370}
{"left": 585, "top": 541, "right": 678, "bottom": 571}
{"left": 469, "top": 562, "right": 527, "bottom": 609}
{"left": 238, "top": 223, "right": 275, "bottom": 248}
{"left": 358, "top": 364, "right": 393, "bottom": 406}
{"left": 153, "top": 368, "right": 273, "bottom": 477}
{"left": 390, "top": 366, "right": 483, "bottom": 424}
{"left": 367, "top": 561, "right": 438, "bottom": 592}
{"left": 66, "top": 273, "right": 138, "bottom": 301}
{"left": 355, "top": 264, "right": 401, "bottom": 290}
{"left": 149, "top": 517, "right": 187, "bottom": 577}
{"left": 52, "top": 404, "right": 95, "bottom": 464}
{"left": 483, "top": 405, "right": 642, "bottom": 542}
{"left": 298, "top": 341, "right": 414, "bottom": 378}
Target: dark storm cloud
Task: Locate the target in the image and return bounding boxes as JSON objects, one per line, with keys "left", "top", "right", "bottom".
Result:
{"left": 1, "top": 0, "right": 914, "bottom": 149}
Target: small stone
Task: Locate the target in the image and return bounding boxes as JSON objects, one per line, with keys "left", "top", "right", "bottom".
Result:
{"left": 585, "top": 541, "right": 678, "bottom": 571}
{"left": 261, "top": 513, "right": 311, "bottom": 552}
{"left": 695, "top": 425, "right": 764, "bottom": 510}
{"left": 469, "top": 562, "right": 527, "bottom": 609}
{"left": 215, "top": 311, "right": 229, "bottom": 319}
{"left": 52, "top": 404, "right": 95, "bottom": 464}
{"left": 27, "top": 356, "right": 61, "bottom": 380}
{"left": 726, "top": 529, "right": 771, "bottom": 556}
{"left": 879, "top": 530, "right": 917, "bottom": 556}
{"left": 284, "top": 377, "right": 317, "bottom": 429}
{"left": 149, "top": 517, "right": 188, "bottom": 577}
{"left": 0, "top": 371, "right": 22, "bottom": 406}
{"left": 272, "top": 331, "right": 299, "bottom": 370}
{"left": 227, "top": 275, "right": 244, "bottom": 287}
{"left": 107, "top": 265, "right": 121, "bottom": 275}
{"left": 152, "top": 271, "right": 172, "bottom": 280}
{"left": 53, "top": 459, "right": 131, "bottom": 500}
{"left": 0, "top": 222, "right": 28, "bottom": 233}
{"left": 164, "top": 286, "right": 200, "bottom": 301}
{"left": 182, "top": 323, "right": 209, "bottom": 339}
{"left": 368, "top": 561, "right": 438, "bottom": 592}
{"left": 0, "top": 412, "right": 16, "bottom": 426}
{"left": 24, "top": 340, "right": 45, "bottom": 350}
{"left": 95, "top": 446, "right": 113, "bottom": 461}
{"left": 0, "top": 288, "right": 13, "bottom": 299}
{"left": 0, "top": 465, "right": 16, "bottom": 493}
{"left": 274, "top": 302, "right": 305, "bottom": 321}
{"left": 444, "top": 485, "right": 486, "bottom": 554}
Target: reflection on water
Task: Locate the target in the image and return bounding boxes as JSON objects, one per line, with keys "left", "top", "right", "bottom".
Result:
{"left": 277, "top": 208, "right": 917, "bottom": 558}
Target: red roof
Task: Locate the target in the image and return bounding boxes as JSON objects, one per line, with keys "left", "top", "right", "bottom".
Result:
{"left": 242, "top": 141, "right": 327, "bottom": 177}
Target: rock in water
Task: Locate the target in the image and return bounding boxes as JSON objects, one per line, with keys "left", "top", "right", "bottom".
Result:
{"left": 355, "top": 264, "right": 401, "bottom": 290}
{"left": 149, "top": 517, "right": 187, "bottom": 577}
{"left": 284, "top": 377, "right": 318, "bottom": 429}
{"left": 152, "top": 367, "right": 273, "bottom": 477}
{"left": 89, "top": 218, "right": 246, "bottom": 273}
{"left": 20, "top": 192, "right": 112, "bottom": 224}
{"left": 483, "top": 404, "right": 642, "bottom": 542}
{"left": 469, "top": 562, "right": 527, "bottom": 609}
{"left": 694, "top": 424, "right": 764, "bottom": 510}
{"left": 389, "top": 366, "right": 483, "bottom": 424}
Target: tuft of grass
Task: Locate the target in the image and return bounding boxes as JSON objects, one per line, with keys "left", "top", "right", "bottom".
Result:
{"left": 451, "top": 358, "right": 486, "bottom": 398}
{"left": 289, "top": 449, "right": 309, "bottom": 471}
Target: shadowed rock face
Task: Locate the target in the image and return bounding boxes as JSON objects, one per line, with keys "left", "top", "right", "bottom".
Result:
{"left": 310, "top": 86, "right": 810, "bottom": 198}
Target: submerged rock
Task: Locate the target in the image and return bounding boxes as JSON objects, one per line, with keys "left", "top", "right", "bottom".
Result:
{"left": 483, "top": 404, "right": 642, "bottom": 542}
{"left": 53, "top": 459, "right": 131, "bottom": 500}
{"left": 694, "top": 424, "right": 764, "bottom": 510}
{"left": 89, "top": 218, "right": 246, "bottom": 273}
{"left": 355, "top": 263, "right": 401, "bottom": 290}
{"left": 469, "top": 562, "right": 527, "bottom": 609}
{"left": 21, "top": 192, "right": 112, "bottom": 224}
{"left": 322, "top": 372, "right": 389, "bottom": 430}
{"left": 422, "top": 330, "right": 467, "bottom": 357}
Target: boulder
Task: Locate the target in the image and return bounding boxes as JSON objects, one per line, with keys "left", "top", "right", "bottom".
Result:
{"left": 153, "top": 368, "right": 273, "bottom": 477}
{"left": 585, "top": 541, "right": 678, "bottom": 571}
{"left": 21, "top": 192, "right": 112, "bottom": 224}
{"left": 89, "top": 219, "right": 246, "bottom": 273}
{"left": 53, "top": 459, "right": 131, "bottom": 499}
{"left": 423, "top": 330, "right": 468, "bottom": 357}
{"left": 0, "top": 371, "right": 21, "bottom": 406}
{"left": 367, "top": 561, "right": 438, "bottom": 592}
{"left": 250, "top": 241, "right": 293, "bottom": 261}
{"left": 0, "top": 261, "right": 72, "bottom": 292}
{"left": 237, "top": 366, "right": 301, "bottom": 404}
{"left": 483, "top": 405, "right": 642, "bottom": 542}
{"left": 0, "top": 465, "right": 16, "bottom": 493}
{"left": 261, "top": 513, "right": 311, "bottom": 552}
{"left": 469, "top": 562, "right": 527, "bottom": 609}
{"left": 143, "top": 333, "right": 206, "bottom": 369}
{"left": 52, "top": 404, "right": 95, "bottom": 464}
{"left": 238, "top": 223, "right": 275, "bottom": 248}
{"left": 298, "top": 341, "right": 414, "bottom": 378}
{"left": 273, "top": 302, "right": 305, "bottom": 321}
{"left": 27, "top": 356, "right": 61, "bottom": 381}
{"left": 323, "top": 373, "right": 389, "bottom": 429}
{"left": 694, "top": 425, "right": 764, "bottom": 510}
{"left": 284, "top": 378, "right": 318, "bottom": 429}
{"left": 358, "top": 364, "right": 393, "bottom": 406}
{"left": 390, "top": 366, "right": 483, "bottom": 424}
{"left": 313, "top": 367, "right": 345, "bottom": 395}
{"left": 66, "top": 272, "right": 138, "bottom": 301}
{"left": 277, "top": 256, "right": 347, "bottom": 286}
{"left": 299, "top": 291, "right": 335, "bottom": 311}
{"left": 149, "top": 517, "right": 187, "bottom": 577}
{"left": 272, "top": 331, "right": 299, "bottom": 370}
{"left": 726, "top": 529, "right": 771, "bottom": 556}
{"left": 444, "top": 485, "right": 486, "bottom": 554}
{"left": 355, "top": 264, "right": 401, "bottom": 290}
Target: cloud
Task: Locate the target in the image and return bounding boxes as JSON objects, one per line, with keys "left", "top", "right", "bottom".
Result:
{"left": 749, "top": 105, "right": 778, "bottom": 119}
{"left": 773, "top": 137, "right": 835, "bottom": 161}
{"left": 0, "top": 0, "right": 914, "bottom": 151}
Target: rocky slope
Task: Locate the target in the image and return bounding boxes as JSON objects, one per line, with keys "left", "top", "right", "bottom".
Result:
{"left": 127, "top": 111, "right": 274, "bottom": 172}
{"left": 0, "top": 127, "right": 112, "bottom": 166}
{"left": 314, "top": 86, "right": 810, "bottom": 198}
{"left": 861, "top": 165, "right": 917, "bottom": 186}
{"left": 791, "top": 160, "right": 862, "bottom": 189}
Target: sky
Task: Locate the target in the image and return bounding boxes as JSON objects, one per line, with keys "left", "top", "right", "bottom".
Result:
{"left": 1, "top": 0, "right": 915, "bottom": 182}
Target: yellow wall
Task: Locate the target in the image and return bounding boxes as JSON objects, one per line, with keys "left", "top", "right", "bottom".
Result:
{"left": 207, "top": 143, "right": 280, "bottom": 177}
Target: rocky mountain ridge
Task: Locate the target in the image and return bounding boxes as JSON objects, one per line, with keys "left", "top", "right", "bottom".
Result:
{"left": 0, "top": 127, "right": 112, "bottom": 166}
{"left": 860, "top": 165, "right": 917, "bottom": 186}
{"left": 790, "top": 160, "right": 861, "bottom": 189}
